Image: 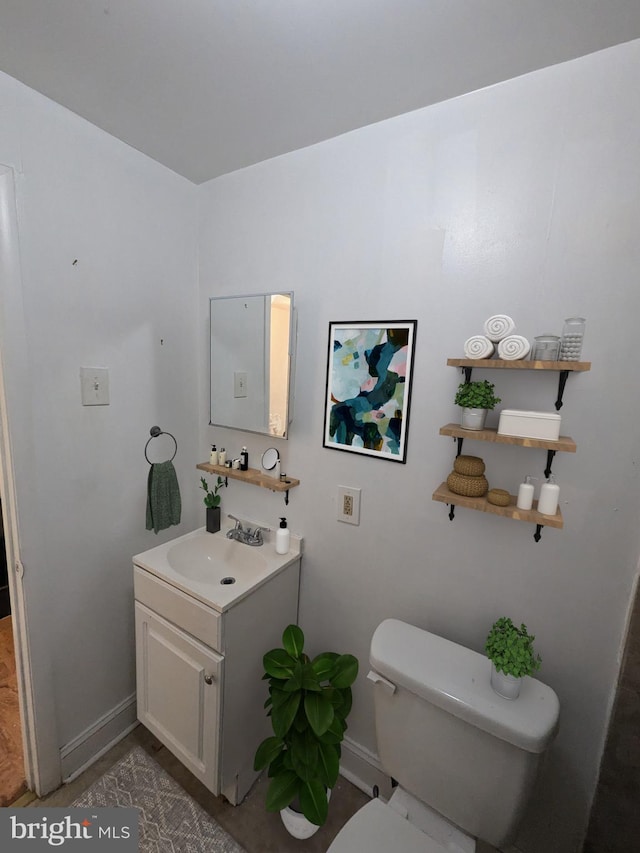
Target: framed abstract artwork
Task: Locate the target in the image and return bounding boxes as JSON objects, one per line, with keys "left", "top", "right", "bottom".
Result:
{"left": 323, "top": 320, "right": 417, "bottom": 463}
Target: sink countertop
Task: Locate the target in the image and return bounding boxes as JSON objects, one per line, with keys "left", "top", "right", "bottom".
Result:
{"left": 133, "top": 525, "right": 302, "bottom": 613}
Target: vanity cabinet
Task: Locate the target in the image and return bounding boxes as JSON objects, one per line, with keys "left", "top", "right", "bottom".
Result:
{"left": 133, "top": 544, "right": 300, "bottom": 804}
{"left": 135, "top": 601, "right": 222, "bottom": 791}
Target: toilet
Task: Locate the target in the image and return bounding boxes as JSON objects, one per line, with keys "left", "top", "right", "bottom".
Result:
{"left": 328, "top": 619, "right": 559, "bottom": 853}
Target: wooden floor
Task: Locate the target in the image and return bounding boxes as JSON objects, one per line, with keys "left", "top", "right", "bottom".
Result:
{"left": 0, "top": 615, "right": 26, "bottom": 806}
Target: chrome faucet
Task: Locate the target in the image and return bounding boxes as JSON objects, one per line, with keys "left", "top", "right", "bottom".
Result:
{"left": 226, "top": 515, "right": 269, "bottom": 546}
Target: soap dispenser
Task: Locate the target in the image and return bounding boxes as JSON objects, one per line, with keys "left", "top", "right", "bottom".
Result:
{"left": 538, "top": 475, "right": 560, "bottom": 516}
{"left": 209, "top": 444, "right": 218, "bottom": 466}
{"left": 276, "top": 518, "right": 290, "bottom": 555}
{"left": 516, "top": 475, "right": 537, "bottom": 511}
{"left": 240, "top": 446, "right": 249, "bottom": 471}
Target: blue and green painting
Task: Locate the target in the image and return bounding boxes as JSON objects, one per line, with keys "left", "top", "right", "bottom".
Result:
{"left": 325, "top": 324, "right": 414, "bottom": 460}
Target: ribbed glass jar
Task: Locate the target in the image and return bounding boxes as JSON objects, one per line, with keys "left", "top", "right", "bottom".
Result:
{"left": 559, "top": 318, "right": 586, "bottom": 361}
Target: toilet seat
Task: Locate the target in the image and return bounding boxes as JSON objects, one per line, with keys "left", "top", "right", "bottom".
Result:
{"left": 327, "top": 798, "right": 447, "bottom": 853}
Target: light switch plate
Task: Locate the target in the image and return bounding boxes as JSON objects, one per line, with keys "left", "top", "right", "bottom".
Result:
{"left": 80, "top": 367, "right": 110, "bottom": 406}
{"left": 234, "top": 371, "right": 248, "bottom": 398}
{"left": 337, "top": 486, "right": 361, "bottom": 525}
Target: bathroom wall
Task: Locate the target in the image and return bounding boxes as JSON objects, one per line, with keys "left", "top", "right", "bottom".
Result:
{"left": 197, "top": 40, "right": 640, "bottom": 853}
{"left": 0, "top": 71, "right": 201, "bottom": 789}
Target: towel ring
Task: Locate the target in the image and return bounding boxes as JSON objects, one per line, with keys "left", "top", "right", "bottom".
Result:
{"left": 144, "top": 425, "right": 177, "bottom": 464}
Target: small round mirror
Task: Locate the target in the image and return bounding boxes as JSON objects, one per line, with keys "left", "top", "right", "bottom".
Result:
{"left": 261, "top": 447, "right": 279, "bottom": 471}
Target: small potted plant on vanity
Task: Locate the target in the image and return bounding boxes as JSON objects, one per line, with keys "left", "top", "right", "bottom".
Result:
{"left": 485, "top": 617, "right": 541, "bottom": 700}
{"left": 454, "top": 379, "right": 501, "bottom": 430}
{"left": 253, "top": 624, "right": 359, "bottom": 838}
{"left": 199, "top": 475, "right": 226, "bottom": 534}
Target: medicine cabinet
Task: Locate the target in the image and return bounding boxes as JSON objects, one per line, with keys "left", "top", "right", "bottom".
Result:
{"left": 210, "top": 292, "right": 296, "bottom": 439}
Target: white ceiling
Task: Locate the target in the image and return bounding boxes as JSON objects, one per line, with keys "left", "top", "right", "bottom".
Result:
{"left": 1, "top": 1, "right": 640, "bottom": 184}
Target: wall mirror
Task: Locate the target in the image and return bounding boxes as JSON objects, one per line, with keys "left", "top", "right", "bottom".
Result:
{"left": 210, "top": 292, "right": 295, "bottom": 438}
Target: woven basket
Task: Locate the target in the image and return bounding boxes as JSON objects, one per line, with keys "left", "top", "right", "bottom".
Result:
{"left": 453, "top": 455, "right": 485, "bottom": 476}
{"left": 446, "top": 471, "right": 488, "bottom": 497}
{"left": 487, "top": 488, "right": 511, "bottom": 507}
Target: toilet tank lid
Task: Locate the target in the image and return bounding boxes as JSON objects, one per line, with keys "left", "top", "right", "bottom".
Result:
{"left": 370, "top": 619, "right": 559, "bottom": 754}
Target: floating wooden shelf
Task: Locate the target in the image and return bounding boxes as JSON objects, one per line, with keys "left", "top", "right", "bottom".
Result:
{"left": 447, "top": 358, "right": 591, "bottom": 371}
{"left": 436, "top": 355, "right": 590, "bottom": 538}
{"left": 439, "top": 423, "right": 577, "bottom": 453}
{"left": 432, "top": 482, "right": 563, "bottom": 530}
{"left": 197, "top": 462, "right": 300, "bottom": 495}
{"left": 197, "top": 462, "right": 300, "bottom": 505}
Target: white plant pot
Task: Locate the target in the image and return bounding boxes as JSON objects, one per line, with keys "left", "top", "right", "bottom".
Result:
{"left": 461, "top": 407, "right": 488, "bottom": 430}
{"left": 490, "top": 663, "right": 522, "bottom": 700}
{"left": 280, "top": 790, "right": 331, "bottom": 839}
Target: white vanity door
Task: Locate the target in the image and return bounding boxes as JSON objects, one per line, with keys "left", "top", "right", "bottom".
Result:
{"left": 135, "top": 602, "right": 223, "bottom": 793}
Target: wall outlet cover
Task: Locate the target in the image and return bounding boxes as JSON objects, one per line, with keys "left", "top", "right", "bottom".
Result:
{"left": 337, "top": 486, "right": 361, "bottom": 525}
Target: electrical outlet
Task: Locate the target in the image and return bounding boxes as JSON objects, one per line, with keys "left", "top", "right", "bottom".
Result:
{"left": 337, "top": 486, "right": 361, "bottom": 525}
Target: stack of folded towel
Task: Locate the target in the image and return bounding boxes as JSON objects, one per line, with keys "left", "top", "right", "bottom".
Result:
{"left": 484, "top": 315, "right": 516, "bottom": 342}
{"left": 463, "top": 315, "right": 530, "bottom": 361}
{"left": 463, "top": 335, "right": 494, "bottom": 359}
{"left": 497, "top": 335, "right": 531, "bottom": 360}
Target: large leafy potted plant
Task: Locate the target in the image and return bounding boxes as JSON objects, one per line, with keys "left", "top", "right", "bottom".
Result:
{"left": 253, "top": 624, "right": 359, "bottom": 837}
{"left": 199, "top": 475, "right": 226, "bottom": 533}
{"left": 454, "top": 379, "right": 501, "bottom": 430}
{"left": 485, "top": 617, "right": 541, "bottom": 699}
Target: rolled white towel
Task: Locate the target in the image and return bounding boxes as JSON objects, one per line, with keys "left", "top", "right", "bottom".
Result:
{"left": 498, "top": 335, "right": 531, "bottom": 360}
{"left": 484, "top": 314, "right": 516, "bottom": 342}
{"left": 463, "top": 335, "right": 495, "bottom": 359}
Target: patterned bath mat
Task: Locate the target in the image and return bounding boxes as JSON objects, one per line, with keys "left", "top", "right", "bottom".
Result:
{"left": 73, "top": 746, "right": 246, "bottom": 852}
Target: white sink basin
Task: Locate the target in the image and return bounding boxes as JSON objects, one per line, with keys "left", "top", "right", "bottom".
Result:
{"left": 133, "top": 526, "right": 301, "bottom": 611}
{"left": 167, "top": 535, "right": 267, "bottom": 583}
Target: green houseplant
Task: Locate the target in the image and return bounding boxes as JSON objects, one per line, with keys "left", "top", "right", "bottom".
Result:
{"left": 200, "top": 475, "right": 226, "bottom": 533}
{"left": 454, "top": 379, "right": 501, "bottom": 430}
{"left": 253, "top": 624, "right": 359, "bottom": 834}
{"left": 485, "top": 617, "right": 541, "bottom": 699}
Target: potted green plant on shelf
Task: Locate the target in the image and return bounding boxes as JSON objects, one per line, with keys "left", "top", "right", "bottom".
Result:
{"left": 199, "top": 475, "right": 226, "bottom": 534}
{"left": 454, "top": 379, "right": 501, "bottom": 430}
{"left": 253, "top": 624, "right": 359, "bottom": 838}
{"left": 485, "top": 616, "right": 541, "bottom": 699}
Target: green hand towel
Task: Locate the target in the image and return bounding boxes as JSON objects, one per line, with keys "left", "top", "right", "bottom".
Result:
{"left": 146, "top": 461, "right": 181, "bottom": 534}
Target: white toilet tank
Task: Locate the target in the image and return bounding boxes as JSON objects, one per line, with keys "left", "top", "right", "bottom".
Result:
{"left": 368, "top": 620, "right": 560, "bottom": 848}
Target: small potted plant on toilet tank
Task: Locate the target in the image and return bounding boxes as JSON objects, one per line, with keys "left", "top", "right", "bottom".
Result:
{"left": 485, "top": 617, "right": 541, "bottom": 699}
{"left": 253, "top": 624, "right": 359, "bottom": 838}
{"left": 454, "top": 379, "right": 501, "bottom": 430}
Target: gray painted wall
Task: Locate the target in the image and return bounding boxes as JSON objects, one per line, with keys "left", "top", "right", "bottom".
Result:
{"left": 197, "top": 40, "right": 640, "bottom": 853}
{"left": 0, "top": 71, "right": 201, "bottom": 787}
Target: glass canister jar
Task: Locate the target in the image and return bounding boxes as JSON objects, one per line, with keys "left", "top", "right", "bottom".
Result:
{"left": 559, "top": 317, "right": 586, "bottom": 361}
{"left": 531, "top": 334, "right": 561, "bottom": 361}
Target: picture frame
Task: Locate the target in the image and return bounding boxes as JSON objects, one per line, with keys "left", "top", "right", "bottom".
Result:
{"left": 323, "top": 320, "right": 417, "bottom": 463}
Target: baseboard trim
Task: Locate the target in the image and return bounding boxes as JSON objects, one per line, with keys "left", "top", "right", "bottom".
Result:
{"left": 339, "top": 735, "right": 393, "bottom": 801}
{"left": 60, "top": 693, "right": 138, "bottom": 782}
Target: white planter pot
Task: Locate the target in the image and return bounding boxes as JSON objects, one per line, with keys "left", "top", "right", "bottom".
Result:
{"left": 490, "top": 663, "right": 522, "bottom": 700}
{"left": 280, "top": 790, "right": 331, "bottom": 839}
{"left": 461, "top": 407, "right": 488, "bottom": 430}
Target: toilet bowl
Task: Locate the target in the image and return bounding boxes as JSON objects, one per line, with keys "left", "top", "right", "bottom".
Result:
{"left": 328, "top": 619, "right": 559, "bottom": 853}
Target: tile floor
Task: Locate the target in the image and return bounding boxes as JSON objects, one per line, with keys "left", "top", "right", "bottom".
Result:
{"left": 24, "top": 725, "right": 368, "bottom": 852}
{"left": 19, "top": 724, "right": 498, "bottom": 852}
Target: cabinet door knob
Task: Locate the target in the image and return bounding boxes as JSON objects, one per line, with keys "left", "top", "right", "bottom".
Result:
{"left": 204, "top": 673, "right": 214, "bottom": 685}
